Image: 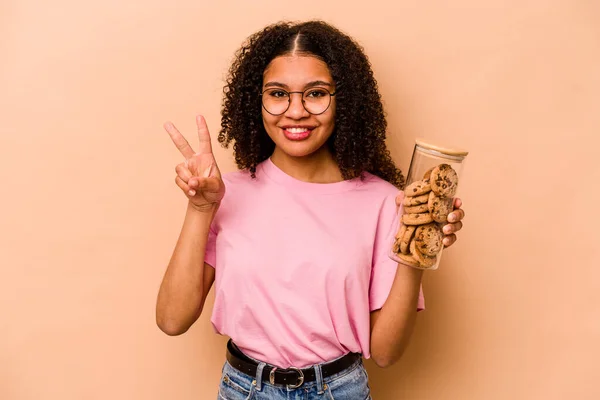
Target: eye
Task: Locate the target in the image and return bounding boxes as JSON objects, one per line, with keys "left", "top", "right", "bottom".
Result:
{"left": 305, "top": 88, "right": 329, "bottom": 98}
{"left": 267, "top": 89, "right": 288, "bottom": 98}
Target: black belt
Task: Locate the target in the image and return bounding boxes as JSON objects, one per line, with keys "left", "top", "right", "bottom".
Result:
{"left": 225, "top": 339, "right": 361, "bottom": 389}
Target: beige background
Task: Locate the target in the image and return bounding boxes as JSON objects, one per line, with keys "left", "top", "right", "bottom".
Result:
{"left": 1, "top": 0, "right": 599, "bottom": 399}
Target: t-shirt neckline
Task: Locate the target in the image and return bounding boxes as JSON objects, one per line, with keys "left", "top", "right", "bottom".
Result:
{"left": 259, "top": 157, "right": 364, "bottom": 194}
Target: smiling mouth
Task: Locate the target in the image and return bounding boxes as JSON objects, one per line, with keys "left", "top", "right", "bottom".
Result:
{"left": 281, "top": 126, "right": 314, "bottom": 141}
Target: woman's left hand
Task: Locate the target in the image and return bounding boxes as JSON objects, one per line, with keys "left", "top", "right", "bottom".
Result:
{"left": 395, "top": 196, "right": 465, "bottom": 248}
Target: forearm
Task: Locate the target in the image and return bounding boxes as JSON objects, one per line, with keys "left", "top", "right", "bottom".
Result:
{"left": 156, "top": 202, "right": 215, "bottom": 335}
{"left": 370, "top": 265, "right": 423, "bottom": 368}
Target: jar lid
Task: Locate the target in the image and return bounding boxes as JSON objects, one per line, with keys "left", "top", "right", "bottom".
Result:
{"left": 415, "top": 138, "right": 469, "bottom": 157}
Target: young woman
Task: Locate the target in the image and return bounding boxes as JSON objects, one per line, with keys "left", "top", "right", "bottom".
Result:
{"left": 156, "top": 20, "right": 465, "bottom": 400}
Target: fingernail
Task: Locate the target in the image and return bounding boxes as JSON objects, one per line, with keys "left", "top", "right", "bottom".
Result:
{"left": 444, "top": 225, "right": 451, "bottom": 234}
{"left": 448, "top": 214, "right": 456, "bottom": 222}
{"left": 188, "top": 190, "right": 196, "bottom": 196}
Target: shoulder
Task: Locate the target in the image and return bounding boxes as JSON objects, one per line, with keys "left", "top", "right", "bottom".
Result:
{"left": 221, "top": 168, "right": 254, "bottom": 186}
{"left": 357, "top": 173, "right": 404, "bottom": 227}
{"left": 218, "top": 164, "right": 271, "bottom": 201}
{"left": 220, "top": 160, "right": 271, "bottom": 187}
{"left": 360, "top": 172, "right": 403, "bottom": 201}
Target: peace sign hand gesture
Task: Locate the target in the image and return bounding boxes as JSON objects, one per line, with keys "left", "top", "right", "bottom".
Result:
{"left": 165, "top": 115, "right": 226, "bottom": 213}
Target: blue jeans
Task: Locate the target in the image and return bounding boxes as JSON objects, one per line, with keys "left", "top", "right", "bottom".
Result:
{"left": 217, "top": 356, "right": 372, "bottom": 399}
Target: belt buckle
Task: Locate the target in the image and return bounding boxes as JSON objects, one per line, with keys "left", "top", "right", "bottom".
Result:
{"left": 269, "top": 367, "right": 278, "bottom": 385}
{"left": 269, "top": 366, "right": 305, "bottom": 389}
{"left": 286, "top": 367, "right": 305, "bottom": 389}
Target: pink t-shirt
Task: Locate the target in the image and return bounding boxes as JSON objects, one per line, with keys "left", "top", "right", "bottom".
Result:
{"left": 204, "top": 158, "right": 425, "bottom": 368}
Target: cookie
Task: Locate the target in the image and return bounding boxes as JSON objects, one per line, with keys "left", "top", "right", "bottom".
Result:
{"left": 410, "top": 239, "right": 437, "bottom": 268}
{"left": 430, "top": 164, "right": 458, "bottom": 197}
{"left": 414, "top": 223, "right": 443, "bottom": 257}
{"left": 423, "top": 167, "right": 434, "bottom": 180}
{"left": 404, "top": 179, "right": 431, "bottom": 197}
{"left": 404, "top": 203, "right": 429, "bottom": 214}
{"left": 428, "top": 191, "right": 454, "bottom": 223}
{"left": 395, "top": 223, "right": 407, "bottom": 240}
{"left": 402, "top": 212, "right": 433, "bottom": 226}
{"left": 402, "top": 193, "right": 430, "bottom": 206}
{"left": 392, "top": 237, "right": 403, "bottom": 254}
{"left": 400, "top": 225, "right": 416, "bottom": 254}
{"left": 395, "top": 251, "right": 420, "bottom": 268}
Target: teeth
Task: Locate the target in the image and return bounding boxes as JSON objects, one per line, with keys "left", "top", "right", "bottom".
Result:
{"left": 287, "top": 127, "right": 309, "bottom": 133}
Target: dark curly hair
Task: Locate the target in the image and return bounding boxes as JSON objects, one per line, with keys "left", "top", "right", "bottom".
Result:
{"left": 218, "top": 20, "right": 405, "bottom": 188}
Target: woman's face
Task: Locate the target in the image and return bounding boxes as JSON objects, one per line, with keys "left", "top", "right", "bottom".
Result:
{"left": 261, "top": 55, "right": 336, "bottom": 159}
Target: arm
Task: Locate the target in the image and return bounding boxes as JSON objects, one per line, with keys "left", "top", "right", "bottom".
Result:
{"left": 155, "top": 202, "right": 217, "bottom": 336}
{"left": 369, "top": 265, "right": 423, "bottom": 368}
{"left": 369, "top": 197, "right": 465, "bottom": 367}
{"left": 158, "top": 115, "right": 225, "bottom": 336}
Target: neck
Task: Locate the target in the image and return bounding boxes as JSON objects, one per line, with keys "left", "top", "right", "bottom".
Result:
{"left": 270, "top": 147, "right": 344, "bottom": 183}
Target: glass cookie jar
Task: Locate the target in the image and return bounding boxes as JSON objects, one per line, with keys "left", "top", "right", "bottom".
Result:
{"left": 389, "top": 139, "right": 469, "bottom": 270}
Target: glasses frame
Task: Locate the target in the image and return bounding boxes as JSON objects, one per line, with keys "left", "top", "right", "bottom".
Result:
{"left": 260, "top": 87, "right": 337, "bottom": 116}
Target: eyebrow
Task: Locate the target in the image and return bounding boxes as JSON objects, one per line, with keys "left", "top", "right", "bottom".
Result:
{"left": 263, "top": 80, "right": 333, "bottom": 89}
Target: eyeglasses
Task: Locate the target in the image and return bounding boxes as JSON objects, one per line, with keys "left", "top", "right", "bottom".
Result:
{"left": 261, "top": 87, "right": 337, "bottom": 116}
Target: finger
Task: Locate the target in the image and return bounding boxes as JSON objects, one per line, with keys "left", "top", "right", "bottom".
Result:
{"left": 196, "top": 115, "right": 213, "bottom": 154}
{"left": 443, "top": 224, "right": 451, "bottom": 235}
{"left": 443, "top": 221, "right": 463, "bottom": 235}
{"left": 175, "top": 176, "right": 195, "bottom": 197}
{"left": 448, "top": 209, "right": 465, "bottom": 223}
{"left": 454, "top": 220, "right": 463, "bottom": 232}
{"left": 165, "top": 121, "right": 195, "bottom": 159}
{"left": 185, "top": 157, "right": 206, "bottom": 189}
{"left": 443, "top": 234, "right": 457, "bottom": 247}
{"left": 175, "top": 163, "right": 193, "bottom": 183}
{"left": 453, "top": 197, "right": 463, "bottom": 209}
{"left": 395, "top": 193, "right": 402, "bottom": 208}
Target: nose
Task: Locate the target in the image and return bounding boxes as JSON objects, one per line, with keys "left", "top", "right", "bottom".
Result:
{"left": 284, "top": 92, "right": 310, "bottom": 119}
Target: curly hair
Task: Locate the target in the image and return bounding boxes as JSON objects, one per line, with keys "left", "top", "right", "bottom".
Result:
{"left": 218, "top": 20, "right": 405, "bottom": 189}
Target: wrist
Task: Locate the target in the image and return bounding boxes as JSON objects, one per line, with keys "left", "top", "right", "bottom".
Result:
{"left": 186, "top": 201, "right": 219, "bottom": 226}
{"left": 188, "top": 200, "right": 219, "bottom": 214}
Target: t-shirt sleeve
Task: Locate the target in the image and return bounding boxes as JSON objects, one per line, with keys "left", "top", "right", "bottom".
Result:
{"left": 204, "top": 223, "right": 217, "bottom": 268}
{"left": 369, "top": 192, "right": 425, "bottom": 312}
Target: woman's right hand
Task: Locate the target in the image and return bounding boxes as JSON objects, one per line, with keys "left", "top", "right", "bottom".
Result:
{"left": 164, "top": 115, "right": 225, "bottom": 213}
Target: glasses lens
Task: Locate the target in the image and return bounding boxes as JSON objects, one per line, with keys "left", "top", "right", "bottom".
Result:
{"left": 262, "top": 89, "right": 289, "bottom": 115}
{"left": 303, "top": 88, "right": 331, "bottom": 115}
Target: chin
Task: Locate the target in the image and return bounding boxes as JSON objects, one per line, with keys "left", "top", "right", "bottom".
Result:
{"left": 276, "top": 142, "right": 323, "bottom": 158}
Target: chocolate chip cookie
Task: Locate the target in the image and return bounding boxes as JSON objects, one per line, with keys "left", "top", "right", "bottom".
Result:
{"left": 402, "top": 212, "right": 433, "bottom": 225}
{"left": 430, "top": 164, "right": 458, "bottom": 197}
{"left": 404, "top": 179, "right": 431, "bottom": 197}
{"left": 404, "top": 203, "right": 430, "bottom": 214}
{"left": 428, "top": 191, "right": 454, "bottom": 223}
{"left": 410, "top": 239, "right": 437, "bottom": 268}
{"left": 414, "top": 223, "right": 443, "bottom": 257}
{"left": 395, "top": 251, "right": 420, "bottom": 268}
{"left": 400, "top": 225, "right": 416, "bottom": 254}
{"left": 403, "top": 193, "right": 430, "bottom": 207}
